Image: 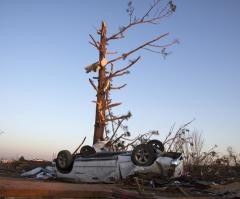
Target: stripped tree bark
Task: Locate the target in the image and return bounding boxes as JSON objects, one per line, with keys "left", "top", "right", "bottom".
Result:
{"left": 93, "top": 22, "right": 107, "bottom": 144}
{"left": 85, "top": 1, "right": 177, "bottom": 145}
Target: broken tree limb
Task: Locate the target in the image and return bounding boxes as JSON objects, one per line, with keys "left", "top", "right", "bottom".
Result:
{"left": 72, "top": 136, "right": 86, "bottom": 155}
{"left": 89, "top": 41, "right": 98, "bottom": 49}
{"left": 89, "top": 78, "right": 97, "bottom": 91}
{"left": 110, "top": 84, "right": 127, "bottom": 90}
{"left": 122, "top": 131, "right": 159, "bottom": 150}
{"left": 106, "top": 51, "right": 118, "bottom": 55}
{"left": 109, "top": 118, "right": 125, "bottom": 141}
{"left": 106, "top": 112, "right": 132, "bottom": 122}
{"left": 107, "top": 102, "right": 122, "bottom": 109}
{"left": 89, "top": 34, "right": 100, "bottom": 49}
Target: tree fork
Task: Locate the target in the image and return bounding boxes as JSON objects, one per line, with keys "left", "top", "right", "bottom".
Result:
{"left": 93, "top": 21, "right": 107, "bottom": 144}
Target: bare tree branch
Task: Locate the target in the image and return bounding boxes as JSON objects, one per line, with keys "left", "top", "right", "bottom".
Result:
{"left": 89, "top": 34, "right": 100, "bottom": 49}
{"left": 147, "top": 39, "right": 179, "bottom": 48}
{"left": 107, "top": 1, "right": 175, "bottom": 41}
{"left": 110, "top": 56, "right": 141, "bottom": 78}
{"left": 111, "top": 71, "right": 130, "bottom": 78}
{"left": 72, "top": 137, "right": 86, "bottom": 155}
{"left": 107, "top": 102, "right": 122, "bottom": 109}
{"left": 141, "top": 0, "right": 161, "bottom": 21}
{"left": 109, "top": 118, "right": 125, "bottom": 141}
{"left": 110, "top": 84, "right": 127, "bottom": 90}
{"left": 143, "top": 47, "right": 163, "bottom": 54}
{"left": 166, "top": 118, "right": 196, "bottom": 152}
{"left": 107, "top": 108, "right": 115, "bottom": 134}
{"left": 106, "top": 112, "right": 132, "bottom": 122}
{"left": 89, "top": 41, "right": 99, "bottom": 49}
{"left": 163, "top": 122, "right": 175, "bottom": 144}
{"left": 107, "top": 33, "right": 169, "bottom": 64}
{"left": 89, "top": 78, "right": 97, "bottom": 91}
{"left": 106, "top": 51, "right": 118, "bottom": 55}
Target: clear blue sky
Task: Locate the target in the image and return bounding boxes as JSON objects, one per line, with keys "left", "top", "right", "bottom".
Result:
{"left": 0, "top": 0, "right": 240, "bottom": 160}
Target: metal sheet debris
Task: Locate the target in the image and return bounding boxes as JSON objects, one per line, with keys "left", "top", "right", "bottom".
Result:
{"left": 21, "top": 166, "right": 54, "bottom": 179}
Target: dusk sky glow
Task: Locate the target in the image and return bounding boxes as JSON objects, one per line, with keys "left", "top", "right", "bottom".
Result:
{"left": 0, "top": 0, "right": 240, "bottom": 160}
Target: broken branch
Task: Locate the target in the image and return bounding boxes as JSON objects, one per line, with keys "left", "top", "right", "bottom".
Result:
{"left": 107, "top": 102, "right": 122, "bottom": 109}
{"left": 106, "top": 51, "right": 118, "bottom": 55}
{"left": 106, "top": 112, "right": 132, "bottom": 122}
{"left": 89, "top": 34, "right": 100, "bottom": 49}
{"left": 89, "top": 78, "right": 97, "bottom": 91}
{"left": 72, "top": 136, "right": 86, "bottom": 155}
{"left": 110, "top": 84, "right": 127, "bottom": 90}
{"left": 109, "top": 118, "right": 125, "bottom": 141}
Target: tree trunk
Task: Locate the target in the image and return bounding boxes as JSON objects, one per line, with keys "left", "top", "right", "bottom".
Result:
{"left": 93, "top": 21, "right": 107, "bottom": 144}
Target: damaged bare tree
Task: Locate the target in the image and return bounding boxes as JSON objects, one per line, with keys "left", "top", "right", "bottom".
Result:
{"left": 85, "top": 0, "right": 177, "bottom": 145}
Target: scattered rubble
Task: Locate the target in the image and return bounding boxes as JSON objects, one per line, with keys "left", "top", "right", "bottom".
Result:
{"left": 120, "top": 176, "right": 240, "bottom": 198}
{"left": 21, "top": 166, "right": 55, "bottom": 179}
{"left": 0, "top": 158, "right": 51, "bottom": 177}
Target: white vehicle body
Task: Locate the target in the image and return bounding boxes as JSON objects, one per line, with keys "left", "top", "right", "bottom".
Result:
{"left": 53, "top": 152, "right": 183, "bottom": 183}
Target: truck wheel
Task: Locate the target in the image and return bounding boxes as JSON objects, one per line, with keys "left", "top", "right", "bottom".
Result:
{"left": 131, "top": 144, "right": 155, "bottom": 166}
{"left": 147, "top": 140, "right": 164, "bottom": 155}
{"left": 80, "top": 145, "right": 96, "bottom": 157}
{"left": 56, "top": 150, "right": 73, "bottom": 171}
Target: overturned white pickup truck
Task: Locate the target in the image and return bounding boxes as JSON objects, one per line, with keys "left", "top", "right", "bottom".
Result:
{"left": 53, "top": 140, "right": 183, "bottom": 183}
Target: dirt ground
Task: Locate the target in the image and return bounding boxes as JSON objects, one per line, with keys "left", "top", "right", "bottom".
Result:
{"left": 0, "top": 177, "right": 114, "bottom": 198}
{"left": 0, "top": 176, "right": 240, "bottom": 199}
{"left": 0, "top": 177, "right": 214, "bottom": 199}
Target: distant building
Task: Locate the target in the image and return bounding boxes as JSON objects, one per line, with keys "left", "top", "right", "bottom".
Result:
{"left": 0, "top": 159, "right": 13, "bottom": 163}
